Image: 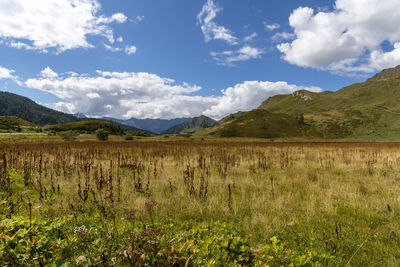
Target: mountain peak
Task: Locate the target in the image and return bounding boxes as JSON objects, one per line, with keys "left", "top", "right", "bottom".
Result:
{"left": 367, "top": 65, "right": 400, "bottom": 82}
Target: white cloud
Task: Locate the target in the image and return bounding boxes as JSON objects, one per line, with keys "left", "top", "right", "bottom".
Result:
{"left": 203, "top": 81, "right": 321, "bottom": 119}
{"left": 40, "top": 67, "right": 58, "bottom": 79}
{"left": 265, "top": 23, "right": 280, "bottom": 31}
{"left": 26, "top": 68, "right": 321, "bottom": 120}
{"left": 0, "top": 65, "right": 21, "bottom": 85}
{"left": 278, "top": 0, "right": 400, "bottom": 74}
{"left": 0, "top": 0, "right": 128, "bottom": 52}
{"left": 197, "top": 0, "right": 238, "bottom": 44}
{"left": 244, "top": 33, "right": 258, "bottom": 42}
{"left": 211, "top": 46, "right": 265, "bottom": 66}
{"left": 26, "top": 69, "right": 207, "bottom": 119}
{"left": 125, "top": 45, "right": 137, "bottom": 55}
{"left": 0, "top": 66, "right": 17, "bottom": 80}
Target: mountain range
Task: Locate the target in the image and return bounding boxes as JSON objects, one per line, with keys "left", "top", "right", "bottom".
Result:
{"left": 103, "top": 117, "right": 191, "bottom": 134}
{"left": 2, "top": 65, "right": 400, "bottom": 140}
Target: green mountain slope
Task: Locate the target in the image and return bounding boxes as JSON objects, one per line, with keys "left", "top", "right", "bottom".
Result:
{"left": 206, "top": 109, "right": 313, "bottom": 138}
{"left": 0, "top": 91, "right": 79, "bottom": 126}
{"left": 162, "top": 115, "right": 217, "bottom": 134}
{"left": 0, "top": 116, "right": 38, "bottom": 132}
{"left": 257, "top": 66, "right": 400, "bottom": 139}
{"left": 201, "top": 65, "right": 400, "bottom": 140}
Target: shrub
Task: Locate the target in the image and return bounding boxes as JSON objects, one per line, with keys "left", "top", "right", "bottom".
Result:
{"left": 124, "top": 135, "right": 133, "bottom": 141}
{"left": 95, "top": 128, "right": 109, "bottom": 141}
{"left": 58, "top": 130, "right": 80, "bottom": 141}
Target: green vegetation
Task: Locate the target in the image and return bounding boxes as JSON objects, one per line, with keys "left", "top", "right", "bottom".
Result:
{"left": 257, "top": 74, "right": 400, "bottom": 139}
{"left": 0, "top": 215, "right": 328, "bottom": 266}
{"left": 162, "top": 115, "right": 217, "bottom": 134}
{"left": 206, "top": 109, "right": 313, "bottom": 138}
{"left": 44, "top": 120, "right": 124, "bottom": 135}
{"left": 95, "top": 128, "right": 109, "bottom": 141}
{"left": 58, "top": 130, "right": 80, "bottom": 141}
{"left": 1, "top": 140, "right": 400, "bottom": 265}
{"left": 0, "top": 116, "right": 38, "bottom": 133}
{"left": 0, "top": 91, "right": 79, "bottom": 126}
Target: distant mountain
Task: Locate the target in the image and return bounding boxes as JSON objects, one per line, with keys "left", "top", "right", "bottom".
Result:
{"left": 0, "top": 91, "right": 79, "bottom": 126}
{"left": 106, "top": 117, "right": 191, "bottom": 134}
{"left": 162, "top": 115, "right": 217, "bottom": 134}
{"left": 74, "top": 112, "right": 87, "bottom": 119}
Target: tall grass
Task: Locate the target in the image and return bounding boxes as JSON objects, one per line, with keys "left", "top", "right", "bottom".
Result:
{"left": 1, "top": 140, "right": 400, "bottom": 265}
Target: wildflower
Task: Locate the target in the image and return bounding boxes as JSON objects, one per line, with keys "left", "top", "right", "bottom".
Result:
{"left": 74, "top": 225, "right": 88, "bottom": 236}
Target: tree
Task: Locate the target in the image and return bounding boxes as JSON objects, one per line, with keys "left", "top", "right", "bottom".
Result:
{"left": 95, "top": 128, "right": 109, "bottom": 141}
{"left": 58, "top": 130, "right": 80, "bottom": 141}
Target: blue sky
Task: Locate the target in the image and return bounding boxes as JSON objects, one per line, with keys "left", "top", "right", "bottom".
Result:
{"left": 0, "top": 0, "right": 400, "bottom": 119}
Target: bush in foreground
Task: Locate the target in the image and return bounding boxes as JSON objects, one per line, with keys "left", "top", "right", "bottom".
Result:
{"left": 0, "top": 215, "right": 333, "bottom": 266}
{"left": 95, "top": 128, "right": 109, "bottom": 141}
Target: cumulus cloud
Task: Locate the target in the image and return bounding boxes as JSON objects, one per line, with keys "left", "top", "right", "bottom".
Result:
{"left": 0, "top": 0, "right": 128, "bottom": 52}
{"left": 25, "top": 67, "right": 321, "bottom": 120}
{"left": 197, "top": 0, "right": 238, "bottom": 44}
{"left": 278, "top": 0, "right": 400, "bottom": 74}
{"left": 203, "top": 81, "right": 321, "bottom": 118}
{"left": 211, "top": 46, "right": 265, "bottom": 66}
{"left": 0, "top": 65, "right": 21, "bottom": 84}
{"left": 26, "top": 68, "right": 208, "bottom": 119}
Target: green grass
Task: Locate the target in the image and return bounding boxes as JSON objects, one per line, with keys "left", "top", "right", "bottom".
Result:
{"left": 1, "top": 140, "right": 400, "bottom": 265}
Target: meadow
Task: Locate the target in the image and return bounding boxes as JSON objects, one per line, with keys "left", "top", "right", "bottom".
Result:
{"left": 1, "top": 137, "right": 400, "bottom": 266}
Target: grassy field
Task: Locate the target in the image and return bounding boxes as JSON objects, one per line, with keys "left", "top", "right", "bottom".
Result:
{"left": 1, "top": 137, "right": 400, "bottom": 265}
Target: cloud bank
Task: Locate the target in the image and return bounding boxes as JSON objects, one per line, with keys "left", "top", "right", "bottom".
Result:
{"left": 26, "top": 67, "right": 321, "bottom": 120}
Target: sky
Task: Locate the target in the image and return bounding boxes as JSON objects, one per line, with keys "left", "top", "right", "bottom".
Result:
{"left": 1, "top": 0, "right": 400, "bottom": 120}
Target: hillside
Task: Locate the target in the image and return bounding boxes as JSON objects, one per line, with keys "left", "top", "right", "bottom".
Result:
{"left": 0, "top": 91, "right": 79, "bottom": 126}
{"left": 206, "top": 109, "right": 313, "bottom": 138}
{"left": 0, "top": 116, "right": 38, "bottom": 132}
{"left": 106, "top": 117, "right": 190, "bottom": 134}
{"left": 257, "top": 66, "right": 400, "bottom": 139}
{"left": 43, "top": 120, "right": 149, "bottom": 135}
{"left": 162, "top": 115, "right": 217, "bottom": 134}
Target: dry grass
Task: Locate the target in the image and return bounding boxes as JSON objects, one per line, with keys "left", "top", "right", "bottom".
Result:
{"left": 1, "top": 140, "right": 400, "bottom": 265}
